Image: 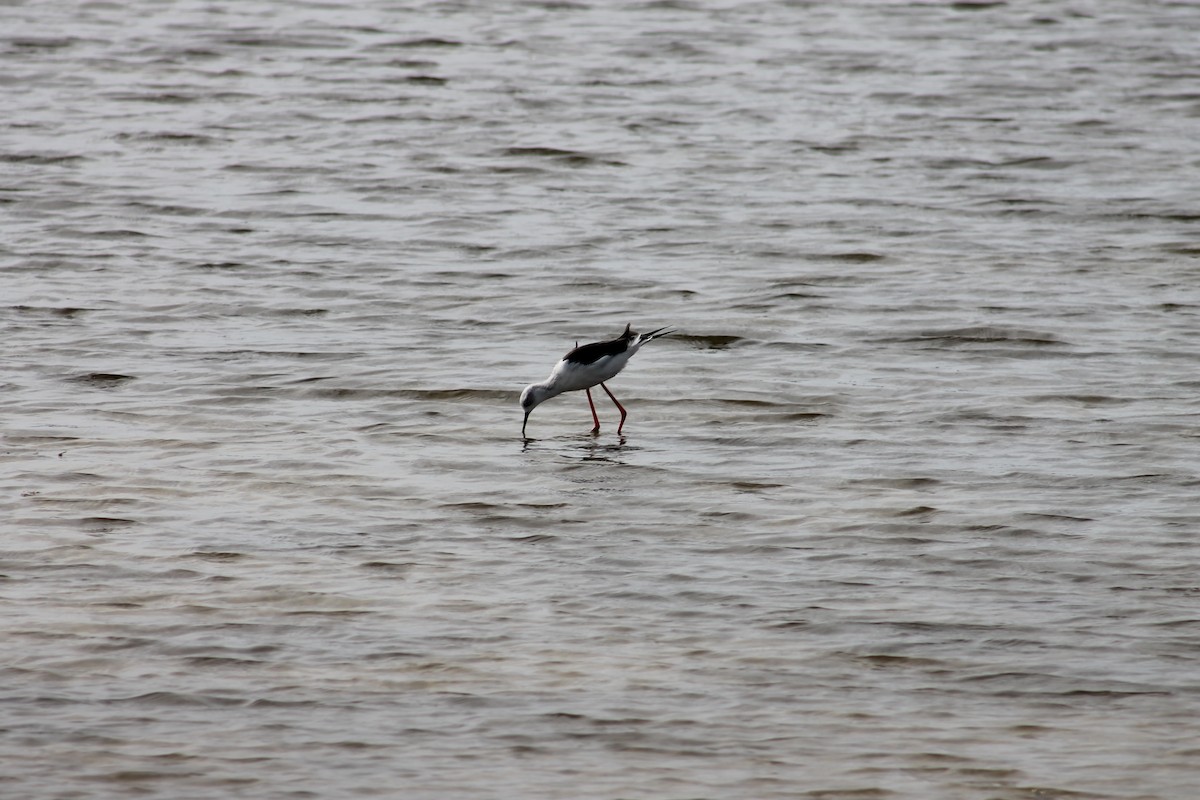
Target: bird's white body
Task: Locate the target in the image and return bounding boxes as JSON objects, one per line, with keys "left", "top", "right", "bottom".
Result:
{"left": 520, "top": 324, "right": 673, "bottom": 436}
{"left": 527, "top": 347, "right": 634, "bottom": 399}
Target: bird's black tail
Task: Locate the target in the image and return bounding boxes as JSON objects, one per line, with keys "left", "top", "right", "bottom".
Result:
{"left": 635, "top": 326, "right": 675, "bottom": 345}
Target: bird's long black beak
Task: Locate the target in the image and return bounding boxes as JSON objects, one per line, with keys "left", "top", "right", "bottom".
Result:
{"left": 522, "top": 410, "right": 531, "bottom": 438}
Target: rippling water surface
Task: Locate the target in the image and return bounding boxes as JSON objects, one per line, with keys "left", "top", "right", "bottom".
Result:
{"left": 4, "top": 1, "right": 1200, "bottom": 798}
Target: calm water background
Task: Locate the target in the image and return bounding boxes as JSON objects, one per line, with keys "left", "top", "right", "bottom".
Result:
{"left": 3, "top": 1, "right": 1199, "bottom": 798}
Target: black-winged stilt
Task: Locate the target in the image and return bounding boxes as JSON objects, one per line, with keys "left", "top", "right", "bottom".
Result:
{"left": 520, "top": 324, "right": 674, "bottom": 437}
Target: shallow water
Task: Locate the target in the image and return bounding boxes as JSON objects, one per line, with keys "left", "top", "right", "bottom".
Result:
{"left": 3, "top": 1, "right": 1200, "bottom": 798}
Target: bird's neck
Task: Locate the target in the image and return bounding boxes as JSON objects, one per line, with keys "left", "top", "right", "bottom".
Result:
{"left": 531, "top": 380, "right": 562, "bottom": 402}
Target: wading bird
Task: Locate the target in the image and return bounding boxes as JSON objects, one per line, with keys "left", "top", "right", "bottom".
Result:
{"left": 520, "top": 324, "right": 674, "bottom": 437}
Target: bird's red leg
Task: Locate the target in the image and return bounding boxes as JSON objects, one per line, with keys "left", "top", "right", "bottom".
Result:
{"left": 599, "top": 382, "right": 627, "bottom": 434}
{"left": 585, "top": 388, "right": 601, "bottom": 434}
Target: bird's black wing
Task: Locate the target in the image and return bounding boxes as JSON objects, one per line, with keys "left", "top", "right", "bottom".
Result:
{"left": 563, "top": 325, "right": 634, "bottom": 365}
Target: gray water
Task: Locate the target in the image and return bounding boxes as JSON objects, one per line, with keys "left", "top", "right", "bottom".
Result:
{"left": 3, "top": 1, "right": 1200, "bottom": 798}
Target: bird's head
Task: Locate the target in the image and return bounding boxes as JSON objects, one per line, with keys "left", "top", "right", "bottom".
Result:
{"left": 520, "top": 384, "right": 548, "bottom": 437}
